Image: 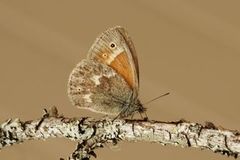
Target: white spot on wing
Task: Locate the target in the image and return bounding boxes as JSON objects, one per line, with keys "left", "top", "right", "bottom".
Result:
{"left": 105, "top": 70, "right": 116, "bottom": 78}
{"left": 83, "top": 93, "right": 92, "bottom": 103}
{"left": 90, "top": 75, "right": 101, "bottom": 85}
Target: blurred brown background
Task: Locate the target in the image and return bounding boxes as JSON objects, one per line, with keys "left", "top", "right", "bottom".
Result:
{"left": 0, "top": 0, "right": 240, "bottom": 159}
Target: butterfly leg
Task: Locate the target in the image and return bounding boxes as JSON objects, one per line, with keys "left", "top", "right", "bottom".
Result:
{"left": 138, "top": 111, "right": 148, "bottom": 121}
{"left": 112, "top": 112, "right": 121, "bottom": 122}
{"left": 130, "top": 113, "right": 134, "bottom": 119}
{"left": 112, "top": 102, "right": 132, "bottom": 121}
{"left": 112, "top": 106, "right": 127, "bottom": 121}
{"left": 143, "top": 111, "right": 149, "bottom": 121}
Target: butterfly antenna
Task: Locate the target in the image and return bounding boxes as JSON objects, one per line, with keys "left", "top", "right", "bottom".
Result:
{"left": 143, "top": 92, "right": 170, "bottom": 105}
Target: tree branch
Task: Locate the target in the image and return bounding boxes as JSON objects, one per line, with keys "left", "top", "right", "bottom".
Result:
{"left": 0, "top": 107, "right": 239, "bottom": 159}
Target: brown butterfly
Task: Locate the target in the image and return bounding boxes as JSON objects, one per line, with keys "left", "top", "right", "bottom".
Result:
{"left": 68, "top": 26, "right": 146, "bottom": 118}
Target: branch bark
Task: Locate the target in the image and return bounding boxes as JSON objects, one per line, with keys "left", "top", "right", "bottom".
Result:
{"left": 0, "top": 107, "right": 239, "bottom": 160}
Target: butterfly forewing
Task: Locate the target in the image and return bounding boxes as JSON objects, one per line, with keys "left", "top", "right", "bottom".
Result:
{"left": 68, "top": 59, "right": 133, "bottom": 115}
{"left": 117, "top": 27, "right": 140, "bottom": 82}
{"left": 87, "top": 26, "right": 139, "bottom": 98}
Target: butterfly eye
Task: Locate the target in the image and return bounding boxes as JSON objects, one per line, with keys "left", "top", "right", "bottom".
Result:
{"left": 110, "top": 42, "right": 116, "bottom": 49}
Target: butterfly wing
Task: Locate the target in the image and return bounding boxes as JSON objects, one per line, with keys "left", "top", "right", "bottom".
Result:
{"left": 117, "top": 27, "right": 139, "bottom": 82}
{"left": 68, "top": 59, "right": 133, "bottom": 115}
{"left": 87, "top": 26, "right": 140, "bottom": 99}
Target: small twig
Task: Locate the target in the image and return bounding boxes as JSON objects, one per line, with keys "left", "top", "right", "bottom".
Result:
{"left": 0, "top": 107, "right": 239, "bottom": 160}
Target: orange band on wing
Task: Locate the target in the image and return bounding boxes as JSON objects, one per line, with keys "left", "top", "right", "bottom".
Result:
{"left": 109, "top": 52, "right": 134, "bottom": 89}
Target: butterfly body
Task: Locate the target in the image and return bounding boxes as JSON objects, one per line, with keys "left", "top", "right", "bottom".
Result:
{"left": 68, "top": 26, "right": 145, "bottom": 118}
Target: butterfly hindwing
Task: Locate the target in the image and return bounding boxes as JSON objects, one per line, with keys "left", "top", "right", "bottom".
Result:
{"left": 68, "top": 59, "right": 133, "bottom": 115}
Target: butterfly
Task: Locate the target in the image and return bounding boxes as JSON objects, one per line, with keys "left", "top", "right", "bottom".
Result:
{"left": 68, "top": 26, "right": 146, "bottom": 119}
